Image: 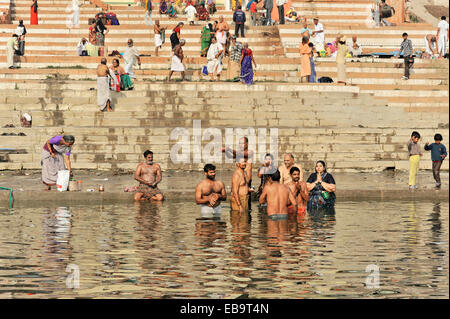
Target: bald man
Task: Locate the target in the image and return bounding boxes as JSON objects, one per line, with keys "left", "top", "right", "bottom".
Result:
{"left": 279, "top": 153, "right": 304, "bottom": 184}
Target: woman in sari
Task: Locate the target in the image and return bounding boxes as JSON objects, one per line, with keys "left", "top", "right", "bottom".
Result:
{"left": 240, "top": 43, "right": 257, "bottom": 86}
{"left": 308, "top": 42, "right": 317, "bottom": 82}
{"left": 41, "top": 135, "right": 75, "bottom": 190}
{"left": 111, "top": 58, "right": 133, "bottom": 91}
{"left": 299, "top": 36, "right": 311, "bottom": 83}
{"left": 167, "top": 1, "right": 177, "bottom": 17}
{"left": 88, "top": 21, "right": 97, "bottom": 45}
{"left": 30, "top": 0, "right": 38, "bottom": 25}
{"left": 197, "top": 4, "right": 210, "bottom": 21}
{"left": 200, "top": 23, "right": 212, "bottom": 56}
{"left": 306, "top": 161, "right": 336, "bottom": 213}
{"left": 170, "top": 22, "right": 184, "bottom": 50}
{"left": 160, "top": 0, "right": 169, "bottom": 14}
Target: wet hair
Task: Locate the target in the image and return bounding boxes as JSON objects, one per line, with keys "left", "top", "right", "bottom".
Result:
{"left": 411, "top": 131, "right": 421, "bottom": 139}
{"left": 290, "top": 166, "right": 300, "bottom": 175}
{"left": 270, "top": 170, "right": 281, "bottom": 182}
{"left": 63, "top": 135, "right": 75, "bottom": 143}
{"left": 434, "top": 134, "right": 443, "bottom": 141}
{"left": 315, "top": 160, "right": 327, "bottom": 173}
{"left": 265, "top": 153, "right": 274, "bottom": 161}
{"left": 402, "top": 32, "right": 408, "bottom": 37}
{"left": 204, "top": 163, "right": 216, "bottom": 172}
{"left": 143, "top": 150, "right": 153, "bottom": 157}
{"left": 442, "top": 16, "right": 447, "bottom": 20}
{"left": 308, "top": 42, "right": 314, "bottom": 47}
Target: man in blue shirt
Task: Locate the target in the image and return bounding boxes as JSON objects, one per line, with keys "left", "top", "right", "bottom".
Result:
{"left": 233, "top": 5, "right": 246, "bottom": 38}
{"left": 425, "top": 133, "right": 447, "bottom": 189}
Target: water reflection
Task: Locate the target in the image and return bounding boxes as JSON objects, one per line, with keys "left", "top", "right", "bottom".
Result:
{"left": 0, "top": 200, "right": 447, "bottom": 298}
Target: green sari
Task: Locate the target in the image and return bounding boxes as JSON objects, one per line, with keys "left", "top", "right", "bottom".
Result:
{"left": 201, "top": 26, "right": 212, "bottom": 56}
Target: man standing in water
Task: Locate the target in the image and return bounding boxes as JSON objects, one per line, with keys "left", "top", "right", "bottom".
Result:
{"left": 286, "top": 166, "right": 308, "bottom": 215}
{"left": 231, "top": 157, "right": 249, "bottom": 212}
{"left": 222, "top": 137, "right": 254, "bottom": 209}
{"left": 279, "top": 153, "right": 303, "bottom": 184}
{"left": 259, "top": 170, "right": 297, "bottom": 220}
{"left": 195, "top": 163, "right": 227, "bottom": 217}
{"left": 134, "top": 150, "right": 164, "bottom": 201}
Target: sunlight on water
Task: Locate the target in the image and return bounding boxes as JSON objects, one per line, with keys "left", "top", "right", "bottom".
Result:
{"left": 0, "top": 200, "right": 448, "bottom": 298}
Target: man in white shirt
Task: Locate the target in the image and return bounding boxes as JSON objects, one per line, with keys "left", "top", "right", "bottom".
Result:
{"left": 206, "top": 36, "right": 224, "bottom": 81}
{"left": 437, "top": 16, "right": 449, "bottom": 59}
{"left": 123, "top": 39, "right": 141, "bottom": 79}
{"left": 311, "top": 17, "right": 325, "bottom": 52}
{"left": 185, "top": 4, "right": 197, "bottom": 25}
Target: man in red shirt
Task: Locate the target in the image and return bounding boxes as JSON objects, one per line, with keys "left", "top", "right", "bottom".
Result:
{"left": 250, "top": 0, "right": 258, "bottom": 26}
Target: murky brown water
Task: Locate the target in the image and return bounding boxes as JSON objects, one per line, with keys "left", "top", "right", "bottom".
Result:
{"left": 0, "top": 200, "right": 448, "bottom": 299}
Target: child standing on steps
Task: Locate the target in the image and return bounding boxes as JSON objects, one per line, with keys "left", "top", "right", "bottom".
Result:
{"left": 425, "top": 134, "right": 447, "bottom": 189}
{"left": 407, "top": 131, "right": 422, "bottom": 190}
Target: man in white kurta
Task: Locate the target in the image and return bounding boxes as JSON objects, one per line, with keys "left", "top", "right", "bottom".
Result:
{"left": 185, "top": 4, "right": 197, "bottom": 25}
{"left": 437, "top": 16, "right": 449, "bottom": 59}
{"left": 311, "top": 17, "right": 325, "bottom": 52}
{"left": 206, "top": 37, "right": 224, "bottom": 81}
{"left": 123, "top": 39, "right": 141, "bottom": 79}
{"left": 6, "top": 35, "right": 19, "bottom": 69}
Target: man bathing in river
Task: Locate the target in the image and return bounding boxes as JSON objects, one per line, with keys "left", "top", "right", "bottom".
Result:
{"left": 259, "top": 169, "right": 297, "bottom": 220}
{"left": 195, "top": 163, "right": 227, "bottom": 217}
{"left": 231, "top": 157, "right": 250, "bottom": 212}
{"left": 222, "top": 137, "right": 254, "bottom": 208}
{"left": 286, "top": 166, "right": 308, "bottom": 215}
{"left": 134, "top": 150, "right": 164, "bottom": 201}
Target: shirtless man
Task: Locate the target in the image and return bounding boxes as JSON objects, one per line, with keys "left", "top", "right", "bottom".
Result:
{"left": 97, "top": 58, "right": 113, "bottom": 112}
{"left": 195, "top": 163, "right": 227, "bottom": 218}
{"left": 134, "top": 150, "right": 164, "bottom": 201}
{"left": 154, "top": 20, "right": 165, "bottom": 57}
{"left": 279, "top": 153, "right": 304, "bottom": 184}
{"left": 423, "top": 34, "right": 437, "bottom": 58}
{"left": 231, "top": 157, "right": 250, "bottom": 212}
{"left": 169, "top": 39, "right": 186, "bottom": 81}
{"left": 222, "top": 136, "right": 254, "bottom": 208}
{"left": 286, "top": 166, "right": 309, "bottom": 215}
{"left": 259, "top": 169, "right": 297, "bottom": 220}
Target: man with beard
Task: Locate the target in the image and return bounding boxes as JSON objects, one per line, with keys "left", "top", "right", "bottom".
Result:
{"left": 134, "top": 150, "right": 164, "bottom": 201}
{"left": 195, "top": 163, "right": 227, "bottom": 218}
{"left": 286, "top": 166, "right": 309, "bottom": 215}
{"left": 231, "top": 157, "right": 249, "bottom": 212}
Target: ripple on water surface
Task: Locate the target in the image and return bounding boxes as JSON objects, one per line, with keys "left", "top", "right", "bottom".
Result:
{"left": 0, "top": 200, "right": 448, "bottom": 298}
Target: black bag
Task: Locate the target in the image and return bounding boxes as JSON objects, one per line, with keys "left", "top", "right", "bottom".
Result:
{"left": 318, "top": 76, "right": 333, "bottom": 83}
{"left": 381, "top": 5, "right": 395, "bottom": 18}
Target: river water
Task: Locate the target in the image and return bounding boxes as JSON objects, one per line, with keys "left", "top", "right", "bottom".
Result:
{"left": 0, "top": 200, "right": 448, "bottom": 298}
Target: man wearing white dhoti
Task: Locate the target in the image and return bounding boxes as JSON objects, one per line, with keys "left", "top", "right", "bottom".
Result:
{"left": 169, "top": 39, "right": 186, "bottom": 81}
{"left": 185, "top": 4, "right": 197, "bottom": 25}
{"left": 6, "top": 34, "right": 19, "bottom": 69}
{"left": 206, "top": 36, "right": 224, "bottom": 81}
{"left": 97, "top": 58, "right": 114, "bottom": 112}
{"left": 123, "top": 39, "right": 141, "bottom": 79}
{"left": 436, "top": 16, "right": 449, "bottom": 59}
{"left": 154, "top": 19, "right": 165, "bottom": 56}
{"left": 72, "top": 0, "right": 80, "bottom": 27}
{"left": 423, "top": 34, "right": 437, "bottom": 58}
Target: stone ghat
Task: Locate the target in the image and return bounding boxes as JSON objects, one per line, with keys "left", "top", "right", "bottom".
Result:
{"left": 0, "top": 82, "right": 448, "bottom": 172}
